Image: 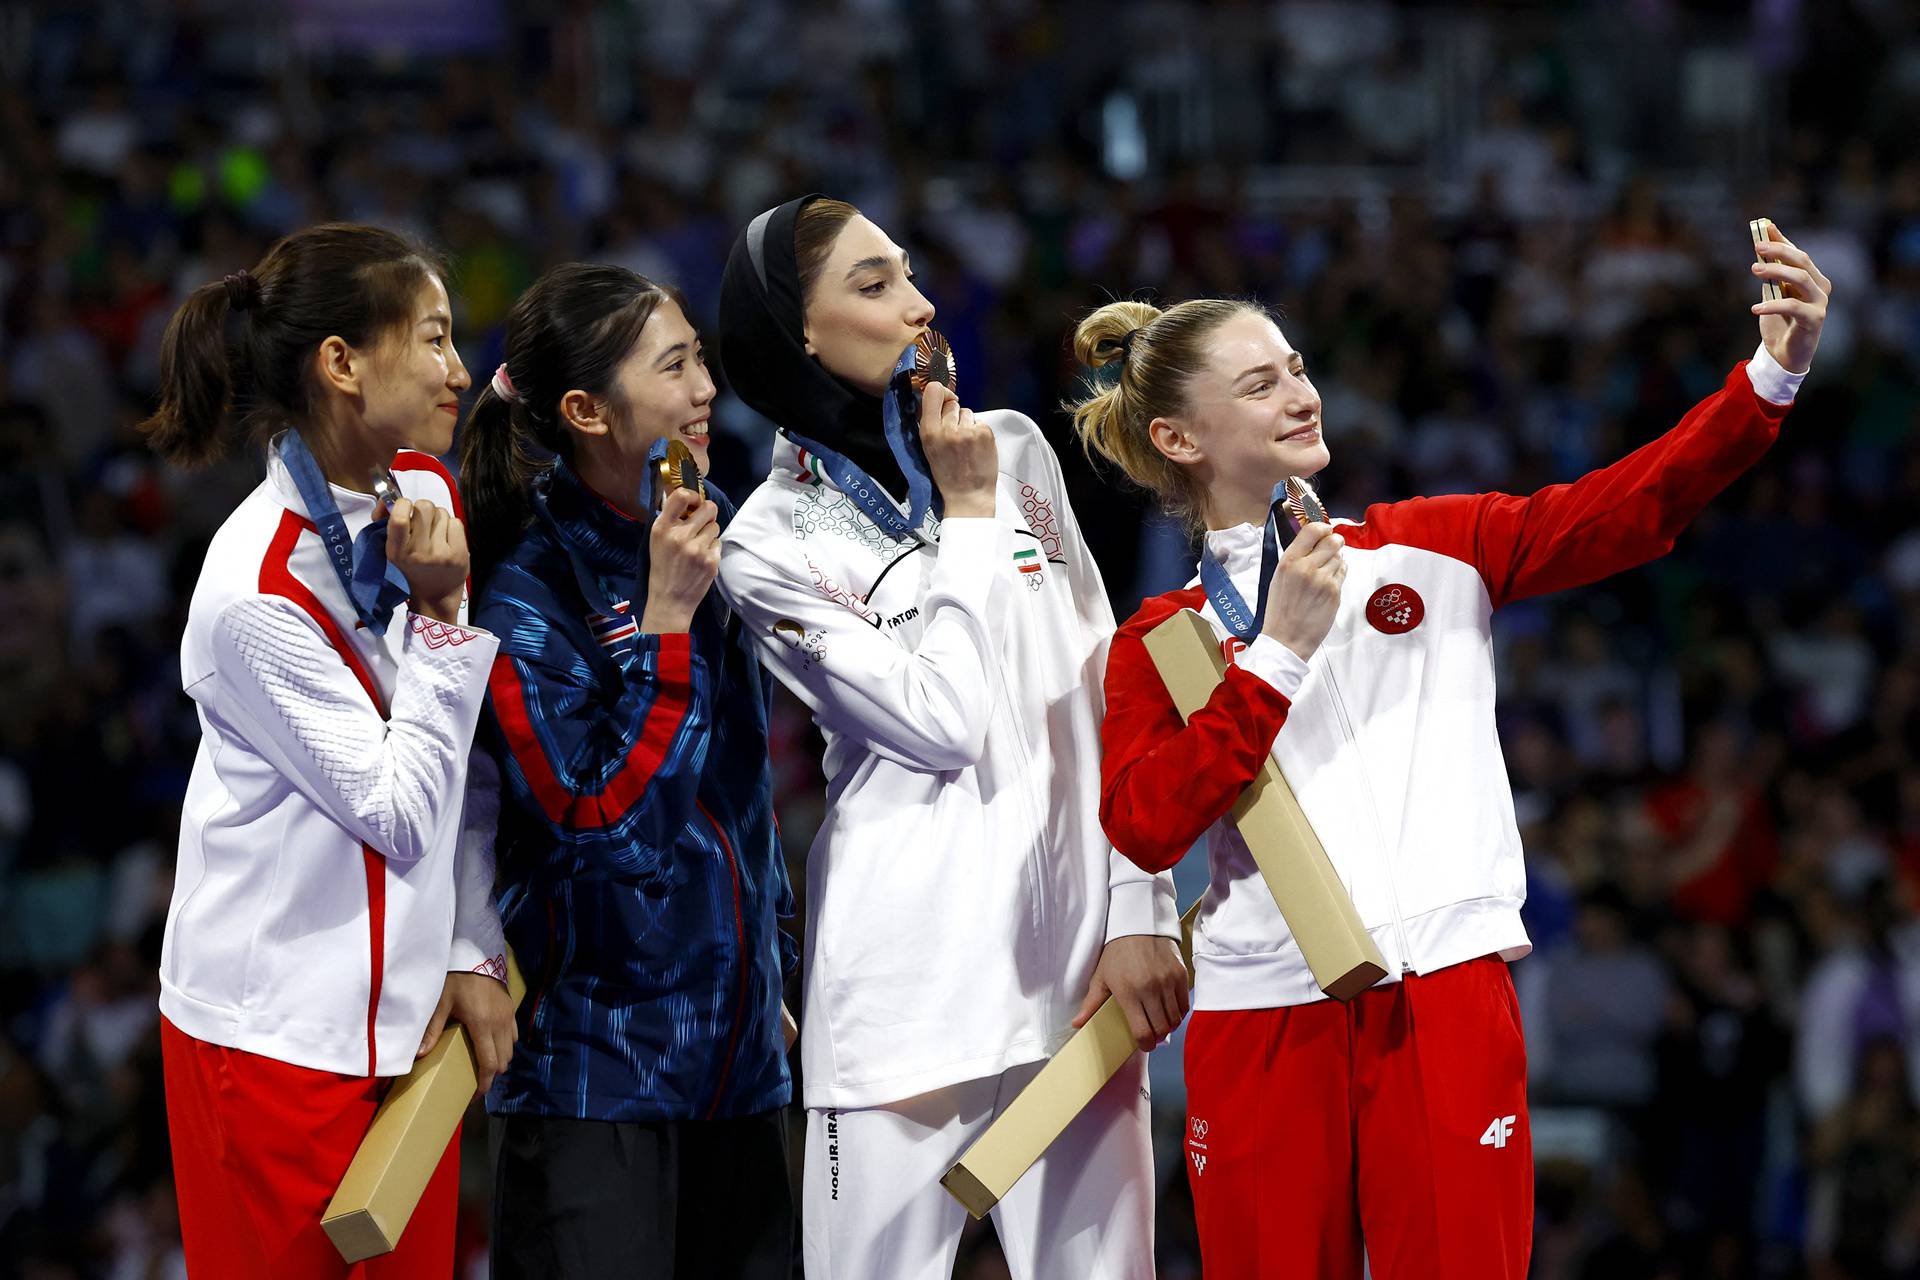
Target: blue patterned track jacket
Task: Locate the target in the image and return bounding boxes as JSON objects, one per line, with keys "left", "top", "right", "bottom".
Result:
{"left": 476, "top": 459, "right": 794, "bottom": 1122}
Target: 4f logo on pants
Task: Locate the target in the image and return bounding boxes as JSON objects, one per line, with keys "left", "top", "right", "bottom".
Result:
{"left": 1188, "top": 1117, "right": 1210, "bottom": 1176}
{"left": 1479, "top": 1115, "right": 1518, "bottom": 1149}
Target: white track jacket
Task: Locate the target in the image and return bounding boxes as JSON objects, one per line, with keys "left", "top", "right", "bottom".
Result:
{"left": 719, "top": 411, "right": 1180, "bottom": 1109}
{"left": 1101, "top": 351, "right": 1802, "bottom": 1010}
{"left": 160, "top": 449, "right": 506, "bottom": 1077}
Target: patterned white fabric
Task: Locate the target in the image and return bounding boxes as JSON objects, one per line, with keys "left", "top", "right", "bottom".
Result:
{"left": 160, "top": 451, "right": 504, "bottom": 1076}
{"left": 718, "top": 410, "right": 1179, "bottom": 1111}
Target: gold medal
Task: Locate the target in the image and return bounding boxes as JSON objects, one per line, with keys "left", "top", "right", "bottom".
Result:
{"left": 653, "top": 438, "right": 705, "bottom": 514}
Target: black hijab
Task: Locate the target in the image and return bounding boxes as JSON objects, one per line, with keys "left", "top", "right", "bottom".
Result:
{"left": 718, "top": 195, "right": 909, "bottom": 499}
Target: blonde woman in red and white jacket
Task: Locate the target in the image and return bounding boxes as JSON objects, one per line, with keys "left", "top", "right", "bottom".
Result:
{"left": 1074, "top": 227, "right": 1830, "bottom": 1280}
{"left": 141, "top": 224, "right": 514, "bottom": 1280}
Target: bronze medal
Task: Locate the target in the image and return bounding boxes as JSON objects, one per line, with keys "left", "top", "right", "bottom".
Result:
{"left": 1283, "top": 475, "right": 1327, "bottom": 532}
{"left": 910, "top": 330, "right": 956, "bottom": 396}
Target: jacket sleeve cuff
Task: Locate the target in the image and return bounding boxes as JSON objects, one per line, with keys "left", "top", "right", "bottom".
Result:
{"left": 1106, "top": 873, "right": 1181, "bottom": 943}
{"left": 448, "top": 941, "right": 508, "bottom": 983}
{"left": 405, "top": 612, "right": 500, "bottom": 677}
{"left": 1745, "top": 342, "right": 1807, "bottom": 405}
{"left": 1238, "top": 634, "right": 1311, "bottom": 699}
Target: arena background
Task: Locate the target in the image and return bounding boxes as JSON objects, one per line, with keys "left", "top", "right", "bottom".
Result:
{"left": 3, "top": 1, "right": 1919, "bottom": 1276}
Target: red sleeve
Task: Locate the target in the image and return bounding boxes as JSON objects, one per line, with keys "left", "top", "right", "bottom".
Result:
{"left": 1099, "top": 590, "right": 1296, "bottom": 873}
{"left": 1341, "top": 362, "right": 1789, "bottom": 608}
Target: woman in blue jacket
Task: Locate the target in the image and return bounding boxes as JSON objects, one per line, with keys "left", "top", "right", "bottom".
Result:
{"left": 458, "top": 263, "right": 796, "bottom": 1278}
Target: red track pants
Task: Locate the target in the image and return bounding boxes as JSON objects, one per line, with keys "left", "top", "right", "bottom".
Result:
{"left": 161, "top": 1017, "right": 460, "bottom": 1279}
{"left": 1182, "top": 955, "right": 1532, "bottom": 1280}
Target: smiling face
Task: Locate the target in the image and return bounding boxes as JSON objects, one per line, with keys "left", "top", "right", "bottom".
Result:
{"left": 801, "top": 214, "right": 936, "bottom": 397}
{"left": 559, "top": 296, "right": 718, "bottom": 512}
{"left": 1150, "top": 311, "right": 1327, "bottom": 528}
{"left": 605, "top": 297, "right": 717, "bottom": 470}
{"left": 358, "top": 273, "right": 470, "bottom": 459}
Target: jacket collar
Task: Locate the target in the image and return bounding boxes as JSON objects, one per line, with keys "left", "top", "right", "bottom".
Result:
{"left": 1201, "top": 520, "right": 1267, "bottom": 576}
{"left": 265, "top": 445, "right": 378, "bottom": 529}
{"left": 533, "top": 457, "right": 644, "bottom": 580}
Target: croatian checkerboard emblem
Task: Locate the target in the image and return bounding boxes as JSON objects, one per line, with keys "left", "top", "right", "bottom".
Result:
{"left": 1366, "top": 583, "right": 1424, "bottom": 634}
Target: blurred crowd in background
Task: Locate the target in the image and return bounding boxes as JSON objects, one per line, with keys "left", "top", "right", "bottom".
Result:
{"left": 2, "top": 1, "right": 1919, "bottom": 1276}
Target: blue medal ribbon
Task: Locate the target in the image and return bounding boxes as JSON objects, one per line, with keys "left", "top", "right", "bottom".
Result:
{"left": 1197, "top": 480, "right": 1293, "bottom": 643}
{"left": 276, "top": 432, "right": 412, "bottom": 632}
{"left": 787, "top": 342, "right": 941, "bottom": 544}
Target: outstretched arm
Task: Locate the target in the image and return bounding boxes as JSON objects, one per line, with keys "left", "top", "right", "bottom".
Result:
{"left": 1347, "top": 227, "right": 1830, "bottom": 608}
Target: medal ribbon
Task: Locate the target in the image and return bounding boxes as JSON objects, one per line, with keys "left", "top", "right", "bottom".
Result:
{"left": 1196, "top": 480, "right": 1294, "bottom": 643}
{"left": 785, "top": 342, "right": 940, "bottom": 544}
{"left": 276, "top": 432, "right": 411, "bottom": 632}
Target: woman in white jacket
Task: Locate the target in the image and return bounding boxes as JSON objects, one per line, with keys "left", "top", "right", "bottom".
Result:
{"left": 715, "top": 195, "right": 1186, "bottom": 1280}
{"left": 1081, "top": 227, "right": 1830, "bottom": 1280}
{"left": 141, "top": 223, "right": 513, "bottom": 1279}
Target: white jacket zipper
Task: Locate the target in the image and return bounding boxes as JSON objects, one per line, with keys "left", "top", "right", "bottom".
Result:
{"left": 1322, "top": 665, "right": 1415, "bottom": 974}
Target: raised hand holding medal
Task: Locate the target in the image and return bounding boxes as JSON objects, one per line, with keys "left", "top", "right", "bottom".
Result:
{"left": 638, "top": 435, "right": 721, "bottom": 635}
{"left": 1264, "top": 475, "right": 1345, "bottom": 660}
{"left": 1199, "top": 472, "right": 1345, "bottom": 662}
{"left": 900, "top": 329, "right": 998, "bottom": 522}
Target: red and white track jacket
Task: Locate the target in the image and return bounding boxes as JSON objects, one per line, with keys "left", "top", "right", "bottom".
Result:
{"left": 159, "top": 448, "right": 506, "bottom": 1077}
{"left": 1101, "top": 350, "right": 1802, "bottom": 1010}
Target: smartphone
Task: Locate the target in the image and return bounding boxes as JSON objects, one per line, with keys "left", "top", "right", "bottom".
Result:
{"left": 1749, "top": 218, "right": 1783, "bottom": 304}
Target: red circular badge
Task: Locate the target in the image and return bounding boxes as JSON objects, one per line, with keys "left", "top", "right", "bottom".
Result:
{"left": 1366, "top": 584, "right": 1425, "bottom": 634}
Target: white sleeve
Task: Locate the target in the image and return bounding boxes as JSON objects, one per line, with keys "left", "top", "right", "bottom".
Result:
{"left": 1745, "top": 341, "right": 1808, "bottom": 405}
{"left": 717, "top": 517, "right": 1009, "bottom": 773}
{"left": 448, "top": 748, "right": 508, "bottom": 979}
{"left": 1030, "top": 426, "right": 1180, "bottom": 943}
{"left": 204, "top": 596, "right": 499, "bottom": 864}
{"left": 1236, "top": 634, "right": 1312, "bottom": 698}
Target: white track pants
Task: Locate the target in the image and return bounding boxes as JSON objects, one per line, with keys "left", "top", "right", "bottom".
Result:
{"left": 803, "top": 1054, "right": 1156, "bottom": 1280}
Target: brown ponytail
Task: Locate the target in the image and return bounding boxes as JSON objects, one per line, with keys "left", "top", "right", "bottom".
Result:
{"left": 142, "top": 282, "right": 242, "bottom": 468}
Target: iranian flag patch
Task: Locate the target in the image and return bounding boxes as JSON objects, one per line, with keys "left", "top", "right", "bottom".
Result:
{"left": 1013, "top": 548, "right": 1043, "bottom": 575}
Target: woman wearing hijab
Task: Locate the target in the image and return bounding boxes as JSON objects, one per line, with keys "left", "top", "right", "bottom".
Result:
{"left": 714, "top": 196, "right": 1185, "bottom": 1279}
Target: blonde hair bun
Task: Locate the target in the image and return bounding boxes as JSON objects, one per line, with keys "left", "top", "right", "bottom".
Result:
{"left": 1073, "top": 300, "right": 1163, "bottom": 369}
